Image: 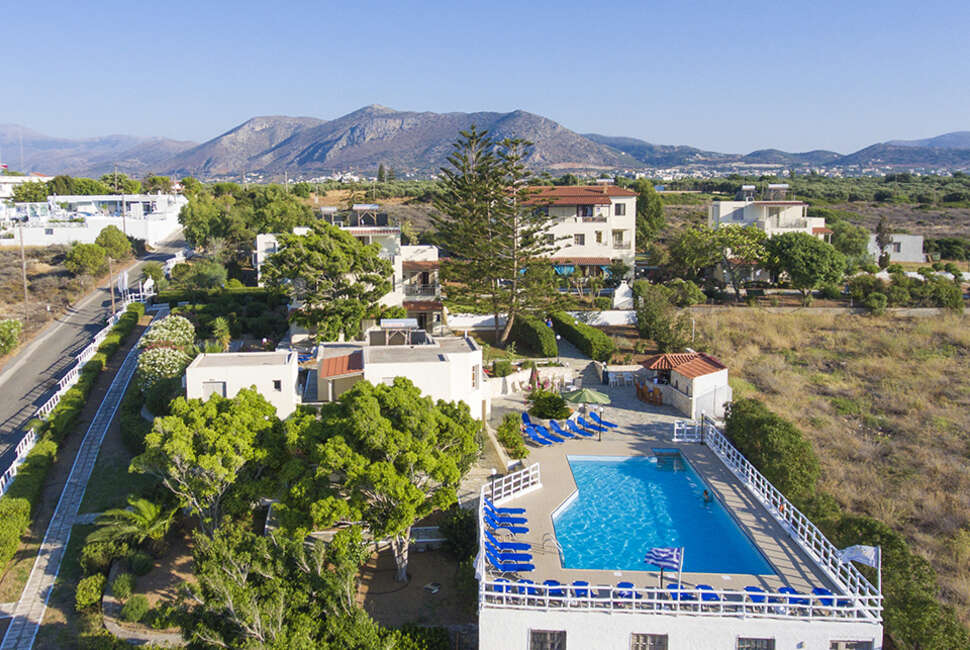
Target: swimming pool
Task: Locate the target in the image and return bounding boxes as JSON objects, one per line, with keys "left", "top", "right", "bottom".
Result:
{"left": 552, "top": 454, "right": 775, "bottom": 575}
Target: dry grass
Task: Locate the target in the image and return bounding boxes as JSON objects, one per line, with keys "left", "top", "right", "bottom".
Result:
{"left": 695, "top": 310, "right": 970, "bottom": 622}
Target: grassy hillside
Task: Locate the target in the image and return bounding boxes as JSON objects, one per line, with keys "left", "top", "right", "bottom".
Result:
{"left": 695, "top": 310, "right": 970, "bottom": 623}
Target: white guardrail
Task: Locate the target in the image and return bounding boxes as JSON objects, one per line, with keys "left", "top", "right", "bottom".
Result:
{"left": 0, "top": 291, "right": 153, "bottom": 496}
{"left": 478, "top": 430, "right": 882, "bottom": 623}
{"left": 700, "top": 414, "right": 882, "bottom": 620}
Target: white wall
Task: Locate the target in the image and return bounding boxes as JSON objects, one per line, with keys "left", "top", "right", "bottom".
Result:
{"left": 479, "top": 607, "right": 882, "bottom": 650}
{"left": 567, "top": 310, "right": 637, "bottom": 326}
{"left": 185, "top": 352, "right": 300, "bottom": 418}
{"left": 545, "top": 196, "right": 636, "bottom": 268}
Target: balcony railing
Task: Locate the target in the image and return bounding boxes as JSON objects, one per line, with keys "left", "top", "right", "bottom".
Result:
{"left": 579, "top": 216, "right": 608, "bottom": 223}
{"left": 613, "top": 241, "right": 631, "bottom": 250}
{"left": 403, "top": 284, "right": 439, "bottom": 297}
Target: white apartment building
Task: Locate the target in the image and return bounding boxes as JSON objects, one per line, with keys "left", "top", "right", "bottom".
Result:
{"left": 184, "top": 350, "right": 301, "bottom": 418}
{"left": 709, "top": 184, "right": 831, "bottom": 241}
{"left": 0, "top": 193, "right": 186, "bottom": 247}
{"left": 314, "top": 321, "right": 488, "bottom": 419}
{"left": 254, "top": 205, "right": 443, "bottom": 330}
{"left": 526, "top": 185, "right": 637, "bottom": 276}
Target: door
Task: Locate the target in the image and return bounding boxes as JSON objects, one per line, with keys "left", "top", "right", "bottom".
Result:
{"left": 202, "top": 381, "right": 226, "bottom": 399}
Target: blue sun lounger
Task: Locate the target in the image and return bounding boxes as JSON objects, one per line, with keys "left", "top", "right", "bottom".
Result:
{"left": 521, "top": 412, "right": 533, "bottom": 427}
{"left": 577, "top": 416, "right": 607, "bottom": 432}
{"left": 483, "top": 512, "right": 529, "bottom": 535}
{"left": 567, "top": 419, "right": 596, "bottom": 438}
{"left": 484, "top": 496, "right": 525, "bottom": 515}
{"left": 549, "top": 421, "right": 577, "bottom": 439}
{"left": 590, "top": 412, "right": 618, "bottom": 428}
{"left": 524, "top": 429, "right": 553, "bottom": 446}
{"left": 484, "top": 505, "right": 527, "bottom": 525}
{"left": 484, "top": 529, "right": 531, "bottom": 551}
{"left": 666, "top": 584, "right": 697, "bottom": 601}
{"left": 485, "top": 541, "right": 533, "bottom": 562}
{"left": 530, "top": 424, "right": 564, "bottom": 443}
{"left": 485, "top": 548, "right": 534, "bottom": 572}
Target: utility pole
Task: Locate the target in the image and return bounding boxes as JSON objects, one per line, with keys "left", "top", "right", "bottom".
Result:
{"left": 18, "top": 218, "right": 29, "bottom": 323}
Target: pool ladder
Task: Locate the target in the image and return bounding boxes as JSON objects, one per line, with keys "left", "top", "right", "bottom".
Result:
{"left": 541, "top": 533, "right": 564, "bottom": 562}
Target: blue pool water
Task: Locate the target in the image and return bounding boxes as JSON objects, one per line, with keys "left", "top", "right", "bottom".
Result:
{"left": 553, "top": 455, "right": 775, "bottom": 575}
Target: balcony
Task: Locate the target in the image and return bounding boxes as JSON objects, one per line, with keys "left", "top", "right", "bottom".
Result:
{"left": 403, "top": 284, "right": 439, "bottom": 297}
{"left": 580, "top": 216, "right": 608, "bottom": 223}
{"left": 612, "top": 241, "right": 631, "bottom": 250}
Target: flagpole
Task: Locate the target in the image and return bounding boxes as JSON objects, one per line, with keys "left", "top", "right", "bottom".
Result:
{"left": 677, "top": 547, "right": 684, "bottom": 588}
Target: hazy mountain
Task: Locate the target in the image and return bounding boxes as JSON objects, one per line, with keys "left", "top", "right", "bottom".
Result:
{"left": 0, "top": 124, "right": 195, "bottom": 177}
{"left": 163, "top": 106, "right": 638, "bottom": 177}
{"left": 887, "top": 131, "right": 970, "bottom": 150}
{"left": 837, "top": 143, "right": 970, "bottom": 168}
{"left": 741, "top": 149, "right": 841, "bottom": 165}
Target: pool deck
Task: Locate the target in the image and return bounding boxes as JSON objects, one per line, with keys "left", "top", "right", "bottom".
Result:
{"left": 486, "top": 375, "right": 836, "bottom": 595}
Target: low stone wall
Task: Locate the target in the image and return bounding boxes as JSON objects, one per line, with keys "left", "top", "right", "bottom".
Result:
{"left": 485, "top": 365, "right": 575, "bottom": 398}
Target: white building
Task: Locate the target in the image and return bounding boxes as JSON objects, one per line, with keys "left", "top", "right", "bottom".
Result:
{"left": 867, "top": 234, "right": 924, "bottom": 263}
{"left": 184, "top": 350, "right": 301, "bottom": 418}
{"left": 0, "top": 193, "right": 186, "bottom": 247}
{"left": 525, "top": 184, "right": 638, "bottom": 276}
{"left": 640, "top": 352, "right": 732, "bottom": 420}
{"left": 254, "top": 205, "right": 443, "bottom": 331}
{"left": 709, "top": 184, "right": 831, "bottom": 241}
{"left": 314, "top": 321, "right": 488, "bottom": 419}
{"left": 0, "top": 173, "right": 54, "bottom": 200}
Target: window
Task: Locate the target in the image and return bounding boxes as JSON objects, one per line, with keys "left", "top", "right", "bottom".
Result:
{"left": 892, "top": 242, "right": 902, "bottom": 253}
{"left": 737, "top": 639, "right": 775, "bottom": 650}
{"left": 614, "top": 203, "right": 626, "bottom": 216}
{"left": 767, "top": 207, "right": 782, "bottom": 220}
{"left": 595, "top": 231, "right": 603, "bottom": 244}
{"left": 577, "top": 205, "right": 593, "bottom": 217}
{"left": 530, "top": 630, "right": 566, "bottom": 650}
{"left": 631, "top": 633, "right": 667, "bottom": 650}
{"left": 471, "top": 364, "right": 479, "bottom": 389}
{"left": 573, "top": 234, "right": 585, "bottom": 246}
{"left": 44, "top": 228, "right": 54, "bottom": 235}
{"left": 830, "top": 643, "right": 873, "bottom": 650}
{"left": 273, "top": 379, "right": 282, "bottom": 391}
{"left": 612, "top": 230, "right": 625, "bottom": 248}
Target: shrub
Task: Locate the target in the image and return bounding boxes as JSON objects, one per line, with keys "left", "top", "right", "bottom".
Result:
{"left": 439, "top": 504, "right": 477, "bottom": 560}
{"left": 129, "top": 550, "right": 154, "bottom": 576}
{"left": 820, "top": 283, "right": 843, "bottom": 300}
{"left": 528, "top": 389, "right": 571, "bottom": 420}
{"left": 393, "top": 625, "right": 451, "bottom": 650}
{"left": 0, "top": 319, "right": 23, "bottom": 356}
{"left": 139, "top": 314, "right": 195, "bottom": 351}
{"left": 550, "top": 311, "right": 613, "bottom": 361}
{"left": 120, "top": 385, "right": 152, "bottom": 455}
{"left": 593, "top": 296, "right": 612, "bottom": 310}
{"left": 135, "top": 347, "right": 192, "bottom": 393}
{"left": 495, "top": 412, "right": 529, "bottom": 459}
{"left": 0, "top": 498, "right": 30, "bottom": 567}
{"left": 111, "top": 572, "right": 134, "bottom": 602}
{"left": 665, "top": 278, "right": 706, "bottom": 306}
{"left": 865, "top": 292, "right": 888, "bottom": 315}
{"left": 146, "top": 603, "right": 184, "bottom": 630}
{"left": 144, "top": 376, "right": 182, "bottom": 416}
{"left": 510, "top": 314, "right": 557, "bottom": 357}
{"left": 491, "top": 359, "right": 514, "bottom": 377}
{"left": 80, "top": 541, "right": 129, "bottom": 576}
{"left": 75, "top": 574, "right": 106, "bottom": 611}
{"left": 120, "top": 594, "right": 150, "bottom": 622}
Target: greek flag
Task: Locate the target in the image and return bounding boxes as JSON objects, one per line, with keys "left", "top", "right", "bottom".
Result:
{"left": 644, "top": 547, "right": 682, "bottom": 570}
{"left": 838, "top": 545, "right": 880, "bottom": 568}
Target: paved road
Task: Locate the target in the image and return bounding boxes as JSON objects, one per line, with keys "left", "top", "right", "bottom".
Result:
{"left": 0, "top": 233, "right": 185, "bottom": 464}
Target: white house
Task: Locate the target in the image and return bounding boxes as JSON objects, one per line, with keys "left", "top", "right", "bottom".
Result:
{"left": 525, "top": 184, "right": 638, "bottom": 276}
{"left": 0, "top": 173, "right": 54, "bottom": 200}
{"left": 184, "top": 350, "right": 301, "bottom": 418}
{"left": 709, "top": 184, "right": 831, "bottom": 241}
{"left": 640, "top": 352, "right": 732, "bottom": 420}
{"left": 867, "top": 234, "right": 924, "bottom": 263}
{"left": 1, "top": 193, "right": 186, "bottom": 247}
{"left": 314, "top": 321, "right": 488, "bottom": 419}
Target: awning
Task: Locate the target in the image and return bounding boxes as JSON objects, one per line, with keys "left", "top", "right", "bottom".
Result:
{"left": 553, "top": 264, "right": 575, "bottom": 276}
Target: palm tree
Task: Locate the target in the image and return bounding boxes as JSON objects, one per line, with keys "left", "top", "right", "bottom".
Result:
{"left": 87, "top": 497, "right": 176, "bottom": 548}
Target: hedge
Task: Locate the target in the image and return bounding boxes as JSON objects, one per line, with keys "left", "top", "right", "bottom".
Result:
{"left": 550, "top": 311, "right": 614, "bottom": 361}
{"left": 495, "top": 413, "right": 529, "bottom": 459}
{"left": 75, "top": 573, "right": 106, "bottom": 612}
{"left": 724, "top": 397, "right": 970, "bottom": 648}
{"left": 0, "top": 302, "right": 144, "bottom": 571}
{"left": 510, "top": 314, "right": 558, "bottom": 357}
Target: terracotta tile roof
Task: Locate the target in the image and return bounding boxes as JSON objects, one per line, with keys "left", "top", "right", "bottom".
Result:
{"left": 642, "top": 352, "right": 726, "bottom": 378}
{"left": 404, "top": 301, "right": 443, "bottom": 311}
{"left": 403, "top": 260, "right": 439, "bottom": 271}
{"left": 549, "top": 256, "right": 612, "bottom": 266}
{"left": 319, "top": 350, "right": 363, "bottom": 378}
{"left": 812, "top": 227, "right": 833, "bottom": 234}
{"left": 524, "top": 185, "right": 637, "bottom": 206}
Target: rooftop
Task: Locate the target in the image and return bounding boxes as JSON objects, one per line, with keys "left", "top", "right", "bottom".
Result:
{"left": 191, "top": 351, "right": 294, "bottom": 368}
{"left": 524, "top": 185, "right": 637, "bottom": 206}
{"left": 642, "top": 352, "right": 726, "bottom": 378}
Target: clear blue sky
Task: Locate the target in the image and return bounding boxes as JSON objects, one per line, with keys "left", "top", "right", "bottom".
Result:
{"left": 5, "top": 0, "right": 969, "bottom": 153}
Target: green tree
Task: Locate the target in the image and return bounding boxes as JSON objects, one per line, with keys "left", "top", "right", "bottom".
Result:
{"left": 179, "top": 176, "right": 203, "bottom": 197}
{"left": 86, "top": 496, "right": 176, "bottom": 549}
{"left": 633, "top": 178, "right": 665, "bottom": 250}
{"left": 261, "top": 221, "right": 392, "bottom": 341}
{"left": 10, "top": 181, "right": 48, "bottom": 202}
{"left": 0, "top": 319, "right": 23, "bottom": 356}
{"left": 64, "top": 242, "right": 107, "bottom": 278}
{"left": 432, "top": 127, "right": 559, "bottom": 345}
{"left": 829, "top": 220, "right": 869, "bottom": 257}
{"left": 140, "top": 260, "right": 168, "bottom": 291}
{"left": 377, "top": 163, "right": 386, "bottom": 183}
{"left": 667, "top": 225, "right": 720, "bottom": 281}
{"left": 211, "top": 316, "right": 231, "bottom": 350}
{"left": 875, "top": 216, "right": 892, "bottom": 268}
{"left": 177, "top": 258, "right": 227, "bottom": 290}
{"left": 130, "top": 389, "right": 277, "bottom": 536}
{"left": 100, "top": 172, "right": 141, "bottom": 194}
{"left": 634, "top": 281, "right": 692, "bottom": 352}
{"left": 715, "top": 225, "right": 768, "bottom": 300}
{"left": 142, "top": 175, "right": 173, "bottom": 194}
{"left": 95, "top": 225, "right": 133, "bottom": 260}
{"left": 278, "top": 379, "right": 480, "bottom": 582}
{"left": 766, "top": 232, "right": 846, "bottom": 297}
{"left": 48, "top": 175, "right": 76, "bottom": 195}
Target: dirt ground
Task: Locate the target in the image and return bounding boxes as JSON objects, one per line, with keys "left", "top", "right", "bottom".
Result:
{"left": 357, "top": 547, "right": 475, "bottom": 628}
{"left": 132, "top": 524, "right": 195, "bottom": 610}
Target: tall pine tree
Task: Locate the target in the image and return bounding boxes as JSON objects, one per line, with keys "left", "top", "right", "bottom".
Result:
{"left": 433, "top": 127, "right": 563, "bottom": 345}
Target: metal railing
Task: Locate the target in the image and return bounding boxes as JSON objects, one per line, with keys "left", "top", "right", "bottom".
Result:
{"left": 488, "top": 463, "right": 542, "bottom": 505}
{"left": 0, "top": 291, "right": 153, "bottom": 496}
{"left": 403, "top": 284, "right": 439, "bottom": 297}
{"left": 701, "top": 415, "right": 882, "bottom": 621}
{"left": 612, "top": 242, "right": 632, "bottom": 250}
{"left": 672, "top": 420, "right": 702, "bottom": 442}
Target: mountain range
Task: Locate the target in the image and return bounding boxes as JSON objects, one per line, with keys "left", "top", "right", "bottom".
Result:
{"left": 3, "top": 107, "right": 969, "bottom": 179}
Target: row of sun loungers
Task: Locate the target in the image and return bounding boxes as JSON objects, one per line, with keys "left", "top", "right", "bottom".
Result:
{"left": 481, "top": 497, "right": 535, "bottom": 572}
{"left": 520, "top": 412, "right": 618, "bottom": 446}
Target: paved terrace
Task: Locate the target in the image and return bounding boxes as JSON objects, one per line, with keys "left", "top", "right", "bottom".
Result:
{"left": 485, "top": 371, "right": 835, "bottom": 595}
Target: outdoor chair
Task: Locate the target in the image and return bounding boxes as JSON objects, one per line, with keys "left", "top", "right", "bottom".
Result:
{"left": 524, "top": 429, "right": 553, "bottom": 446}
{"left": 483, "top": 512, "right": 529, "bottom": 535}
{"left": 549, "top": 420, "right": 577, "bottom": 438}
{"left": 485, "top": 541, "right": 533, "bottom": 562}
{"left": 666, "top": 584, "right": 698, "bottom": 610}
{"left": 743, "top": 585, "right": 768, "bottom": 613}
{"left": 484, "top": 504, "right": 527, "bottom": 525}
{"left": 566, "top": 419, "right": 595, "bottom": 438}
{"left": 485, "top": 548, "right": 534, "bottom": 573}
{"left": 484, "top": 496, "right": 525, "bottom": 514}
{"left": 484, "top": 529, "right": 530, "bottom": 551}
{"left": 531, "top": 424, "right": 565, "bottom": 442}
{"left": 614, "top": 581, "right": 642, "bottom": 607}
{"left": 521, "top": 412, "right": 533, "bottom": 427}
{"left": 569, "top": 580, "right": 590, "bottom": 601}
{"left": 577, "top": 416, "right": 607, "bottom": 432}
{"left": 589, "top": 412, "right": 618, "bottom": 428}
{"left": 543, "top": 579, "right": 567, "bottom": 600}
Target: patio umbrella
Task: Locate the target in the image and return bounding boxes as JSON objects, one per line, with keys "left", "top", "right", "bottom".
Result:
{"left": 562, "top": 388, "right": 611, "bottom": 405}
